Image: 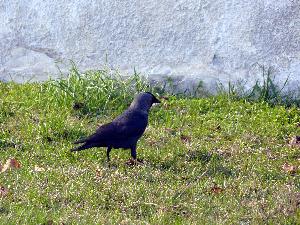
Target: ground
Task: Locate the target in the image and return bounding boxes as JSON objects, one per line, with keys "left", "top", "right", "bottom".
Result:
{"left": 0, "top": 71, "right": 299, "bottom": 224}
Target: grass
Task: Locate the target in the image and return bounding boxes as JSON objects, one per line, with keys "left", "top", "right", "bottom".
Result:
{"left": 217, "top": 64, "right": 300, "bottom": 107}
{"left": 0, "top": 67, "right": 300, "bottom": 224}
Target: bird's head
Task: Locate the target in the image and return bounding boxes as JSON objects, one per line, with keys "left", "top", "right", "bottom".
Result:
{"left": 130, "top": 92, "right": 161, "bottom": 111}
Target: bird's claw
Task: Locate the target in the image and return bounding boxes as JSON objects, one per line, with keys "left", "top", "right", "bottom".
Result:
{"left": 125, "top": 158, "right": 144, "bottom": 166}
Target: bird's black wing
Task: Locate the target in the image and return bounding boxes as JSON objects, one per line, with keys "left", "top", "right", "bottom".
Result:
{"left": 72, "top": 123, "right": 115, "bottom": 144}
{"left": 73, "top": 122, "right": 119, "bottom": 145}
{"left": 83, "top": 109, "right": 148, "bottom": 144}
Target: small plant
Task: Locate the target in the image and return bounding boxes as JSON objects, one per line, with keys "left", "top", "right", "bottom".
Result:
{"left": 246, "top": 65, "right": 289, "bottom": 104}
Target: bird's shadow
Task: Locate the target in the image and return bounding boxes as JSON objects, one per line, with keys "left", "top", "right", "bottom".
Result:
{"left": 148, "top": 149, "right": 234, "bottom": 178}
{"left": 155, "top": 150, "right": 214, "bottom": 171}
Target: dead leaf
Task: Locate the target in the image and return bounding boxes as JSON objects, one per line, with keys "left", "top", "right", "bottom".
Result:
{"left": 289, "top": 136, "right": 300, "bottom": 147}
{"left": 95, "top": 168, "right": 102, "bottom": 177}
{"left": 180, "top": 135, "right": 191, "bottom": 143}
{"left": 211, "top": 184, "right": 224, "bottom": 194}
{"left": 34, "top": 165, "right": 45, "bottom": 172}
{"left": 1, "top": 158, "right": 21, "bottom": 173}
{"left": 0, "top": 186, "right": 9, "bottom": 198}
{"left": 282, "top": 163, "right": 298, "bottom": 175}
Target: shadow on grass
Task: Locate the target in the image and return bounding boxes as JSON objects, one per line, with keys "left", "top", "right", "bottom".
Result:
{"left": 154, "top": 150, "right": 214, "bottom": 172}
{"left": 185, "top": 150, "right": 213, "bottom": 163}
{"left": 152, "top": 150, "right": 234, "bottom": 179}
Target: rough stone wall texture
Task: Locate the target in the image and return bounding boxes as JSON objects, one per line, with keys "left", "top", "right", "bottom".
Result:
{"left": 0, "top": 0, "right": 299, "bottom": 90}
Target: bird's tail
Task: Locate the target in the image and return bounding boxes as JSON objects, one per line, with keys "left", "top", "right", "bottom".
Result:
{"left": 73, "top": 137, "right": 88, "bottom": 144}
{"left": 70, "top": 142, "right": 96, "bottom": 152}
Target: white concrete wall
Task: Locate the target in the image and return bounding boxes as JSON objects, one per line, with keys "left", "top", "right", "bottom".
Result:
{"left": 0, "top": 0, "right": 299, "bottom": 90}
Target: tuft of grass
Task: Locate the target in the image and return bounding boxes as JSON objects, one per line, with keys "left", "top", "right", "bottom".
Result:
{"left": 49, "top": 63, "right": 161, "bottom": 116}
{"left": 0, "top": 66, "right": 300, "bottom": 224}
{"left": 217, "top": 64, "right": 300, "bottom": 107}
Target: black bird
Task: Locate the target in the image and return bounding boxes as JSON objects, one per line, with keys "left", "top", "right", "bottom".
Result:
{"left": 71, "top": 92, "right": 160, "bottom": 161}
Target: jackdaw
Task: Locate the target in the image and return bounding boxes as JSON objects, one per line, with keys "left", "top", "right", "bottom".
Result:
{"left": 71, "top": 92, "right": 161, "bottom": 161}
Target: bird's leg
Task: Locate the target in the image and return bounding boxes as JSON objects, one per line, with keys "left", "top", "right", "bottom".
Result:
{"left": 106, "top": 147, "right": 112, "bottom": 162}
{"left": 130, "top": 146, "right": 137, "bottom": 160}
{"left": 125, "top": 146, "right": 144, "bottom": 166}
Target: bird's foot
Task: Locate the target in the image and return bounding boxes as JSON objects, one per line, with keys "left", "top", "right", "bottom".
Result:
{"left": 125, "top": 158, "right": 144, "bottom": 166}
